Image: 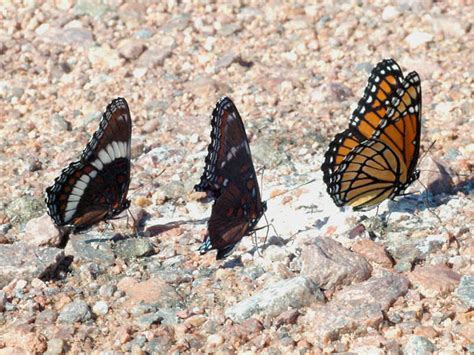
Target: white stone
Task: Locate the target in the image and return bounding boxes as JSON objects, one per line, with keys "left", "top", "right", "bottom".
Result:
{"left": 404, "top": 31, "right": 433, "bottom": 49}
{"left": 382, "top": 6, "right": 400, "bottom": 21}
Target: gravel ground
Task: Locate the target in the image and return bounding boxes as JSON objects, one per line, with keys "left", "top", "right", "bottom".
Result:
{"left": 0, "top": 1, "right": 472, "bottom": 354}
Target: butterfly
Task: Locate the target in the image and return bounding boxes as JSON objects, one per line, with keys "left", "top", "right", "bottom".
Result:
{"left": 45, "top": 97, "right": 132, "bottom": 234}
{"left": 322, "top": 59, "right": 422, "bottom": 210}
{"left": 195, "top": 96, "right": 267, "bottom": 259}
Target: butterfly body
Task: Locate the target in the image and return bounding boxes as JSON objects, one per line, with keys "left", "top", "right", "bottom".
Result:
{"left": 195, "top": 97, "right": 266, "bottom": 259}
{"left": 46, "top": 98, "right": 132, "bottom": 233}
{"left": 322, "top": 60, "right": 422, "bottom": 210}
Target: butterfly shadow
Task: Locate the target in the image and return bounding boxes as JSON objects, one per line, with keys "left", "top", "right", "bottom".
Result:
{"left": 389, "top": 176, "right": 474, "bottom": 213}
{"left": 143, "top": 218, "right": 209, "bottom": 238}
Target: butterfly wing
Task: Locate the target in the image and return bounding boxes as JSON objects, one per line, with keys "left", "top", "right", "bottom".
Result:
{"left": 45, "top": 98, "right": 132, "bottom": 231}
{"left": 195, "top": 97, "right": 254, "bottom": 197}
{"left": 196, "top": 97, "right": 266, "bottom": 259}
{"left": 322, "top": 59, "right": 405, "bottom": 180}
{"left": 349, "top": 58, "right": 405, "bottom": 140}
{"left": 324, "top": 72, "right": 422, "bottom": 210}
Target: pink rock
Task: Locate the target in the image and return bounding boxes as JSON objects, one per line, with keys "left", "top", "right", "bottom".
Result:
{"left": 335, "top": 274, "right": 409, "bottom": 311}
{"left": 301, "top": 237, "right": 372, "bottom": 290}
{"left": 118, "top": 276, "right": 180, "bottom": 307}
{"left": 274, "top": 309, "right": 300, "bottom": 327}
{"left": 408, "top": 264, "right": 461, "bottom": 297}
{"left": 352, "top": 240, "right": 394, "bottom": 268}
{"left": 118, "top": 39, "right": 146, "bottom": 60}
{"left": 23, "top": 213, "right": 63, "bottom": 247}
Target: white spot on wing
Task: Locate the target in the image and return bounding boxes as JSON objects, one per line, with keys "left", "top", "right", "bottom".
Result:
{"left": 64, "top": 210, "right": 74, "bottom": 222}
{"left": 106, "top": 144, "right": 116, "bottom": 160}
{"left": 67, "top": 194, "right": 80, "bottom": 202}
{"left": 91, "top": 159, "right": 103, "bottom": 171}
{"left": 118, "top": 141, "right": 126, "bottom": 158}
{"left": 65, "top": 200, "right": 79, "bottom": 212}
{"left": 89, "top": 170, "right": 98, "bottom": 179}
{"left": 98, "top": 149, "right": 112, "bottom": 165}
{"left": 112, "top": 141, "right": 122, "bottom": 158}
{"left": 74, "top": 180, "right": 88, "bottom": 190}
{"left": 79, "top": 174, "right": 90, "bottom": 184}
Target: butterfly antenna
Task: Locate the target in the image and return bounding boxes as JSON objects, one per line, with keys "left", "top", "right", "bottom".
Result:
{"left": 417, "top": 140, "right": 437, "bottom": 166}
{"left": 268, "top": 178, "right": 317, "bottom": 200}
{"left": 259, "top": 165, "right": 266, "bottom": 192}
{"left": 128, "top": 168, "right": 167, "bottom": 199}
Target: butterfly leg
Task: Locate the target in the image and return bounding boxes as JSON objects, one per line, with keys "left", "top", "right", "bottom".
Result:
{"left": 252, "top": 231, "right": 263, "bottom": 258}
{"left": 126, "top": 209, "right": 139, "bottom": 236}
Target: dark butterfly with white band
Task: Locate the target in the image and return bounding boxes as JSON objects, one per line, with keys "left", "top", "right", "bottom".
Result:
{"left": 195, "top": 96, "right": 267, "bottom": 259}
{"left": 45, "top": 97, "right": 132, "bottom": 235}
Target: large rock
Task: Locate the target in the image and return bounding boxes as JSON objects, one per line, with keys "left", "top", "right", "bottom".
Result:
{"left": 112, "top": 238, "right": 155, "bottom": 259}
{"left": 23, "top": 213, "right": 62, "bottom": 247}
{"left": 35, "top": 24, "right": 94, "bottom": 47}
{"left": 352, "top": 239, "right": 393, "bottom": 268}
{"left": 403, "top": 335, "right": 436, "bottom": 354}
{"left": 455, "top": 275, "right": 474, "bottom": 308}
{"left": 301, "top": 237, "right": 372, "bottom": 290}
{"left": 408, "top": 264, "right": 461, "bottom": 297}
{"left": 225, "top": 276, "right": 324, "bottom": 323}
{"left": 0, "top": 243, "right": 66, "bottom": 288}
{"left": 303, "top": 301, "right": 383, "bottom": 343}
{"left": 335, "top": 273, "right": 409, "bottom": 311}
{"left": 58, "top": 300, "right": 92, "bottom": 324}
{"left": 117, "top": 276, "right": 181, "bottom": 309}
{"left": 302, "top": 274, "right": 409, "bottom": 342}
{"left": 64, "top": 232, "right": 115, "bottom": 266}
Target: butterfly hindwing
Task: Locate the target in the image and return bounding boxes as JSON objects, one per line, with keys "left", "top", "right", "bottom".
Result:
{"left": 45, "top": 98, "right": 132, "bottom": 232}
{"left": 196, "top": 97, "right": 266, "bottom": 259}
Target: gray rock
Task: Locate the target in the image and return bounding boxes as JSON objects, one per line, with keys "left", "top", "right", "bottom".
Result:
{"left": 36, "top": 309, "right": 58, "bottom": 324}
{"left": 137, "top": 45, "right": 173, "bottom": 68}
{"left": 214, "top": 51, "right": 240, "bottom": 72}
{"left": 73, "top": 0, "right": 110, "bottom": 17}
{"left": 335, "top": 273, "right": 409, "bottom": 311}
{"left": 36, "top": 25, "right": 94, "bottom": 48}
{"left": 92, "top": 301, "right": 109, "bottom": 316}
{"left": 58, "top": 300, "right": 92, "bottom": 323}
{"left": 0, "top": 291, "right": 6, "bottom": 312}
{"left": 300, "top": 237, "right": 372, "bottom": 290}
{"left": 455, "top": 275, "right": 474, "bottom": 308}
{"left": 225, "top": 276, "right": 324, "bottom": 323}
{"left": 112, "top": 238, "right": 155, "bottom": 259}
{"left": 135, "top": 312, "right": 163, "bottom": 329}
{"left": 5, "top": 195, "right": 44, "bottom": 227}
{"left": 99, "top": 284, "right": 117, "bottom": 298}
{"left": 160, "top": 14, "right": 191, "bottom": 32}
{"left": 0, "top": 244, "right": 67, "bottom": 288}
{"left": 45, "top": 338, "right": 65, "bottom": 355}
{"left": 395, "top": 260, "right": 413, "bottom": 273}
{"left": 403, "top": 335, "right": 436, "bottom": 354}
{"left": 219, "top": 23, "right": 242, "bottom": 36}
{"left": 64, "top": 232, "right": 115, "bottom": 266}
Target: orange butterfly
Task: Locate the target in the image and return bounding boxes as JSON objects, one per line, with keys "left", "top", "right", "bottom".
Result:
{"left": 322, "top": 59, "right": 422, "bottom": 210}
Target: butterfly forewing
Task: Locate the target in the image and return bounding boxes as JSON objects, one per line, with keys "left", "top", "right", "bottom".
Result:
{"left": 196, "top": 97, "right": 266, "bottom": 259}
{"left": 322, "top": 59, "right": 405, "bottom": 181}
{"left": 45, "top": 98, "right": 132, "bottom": 232}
